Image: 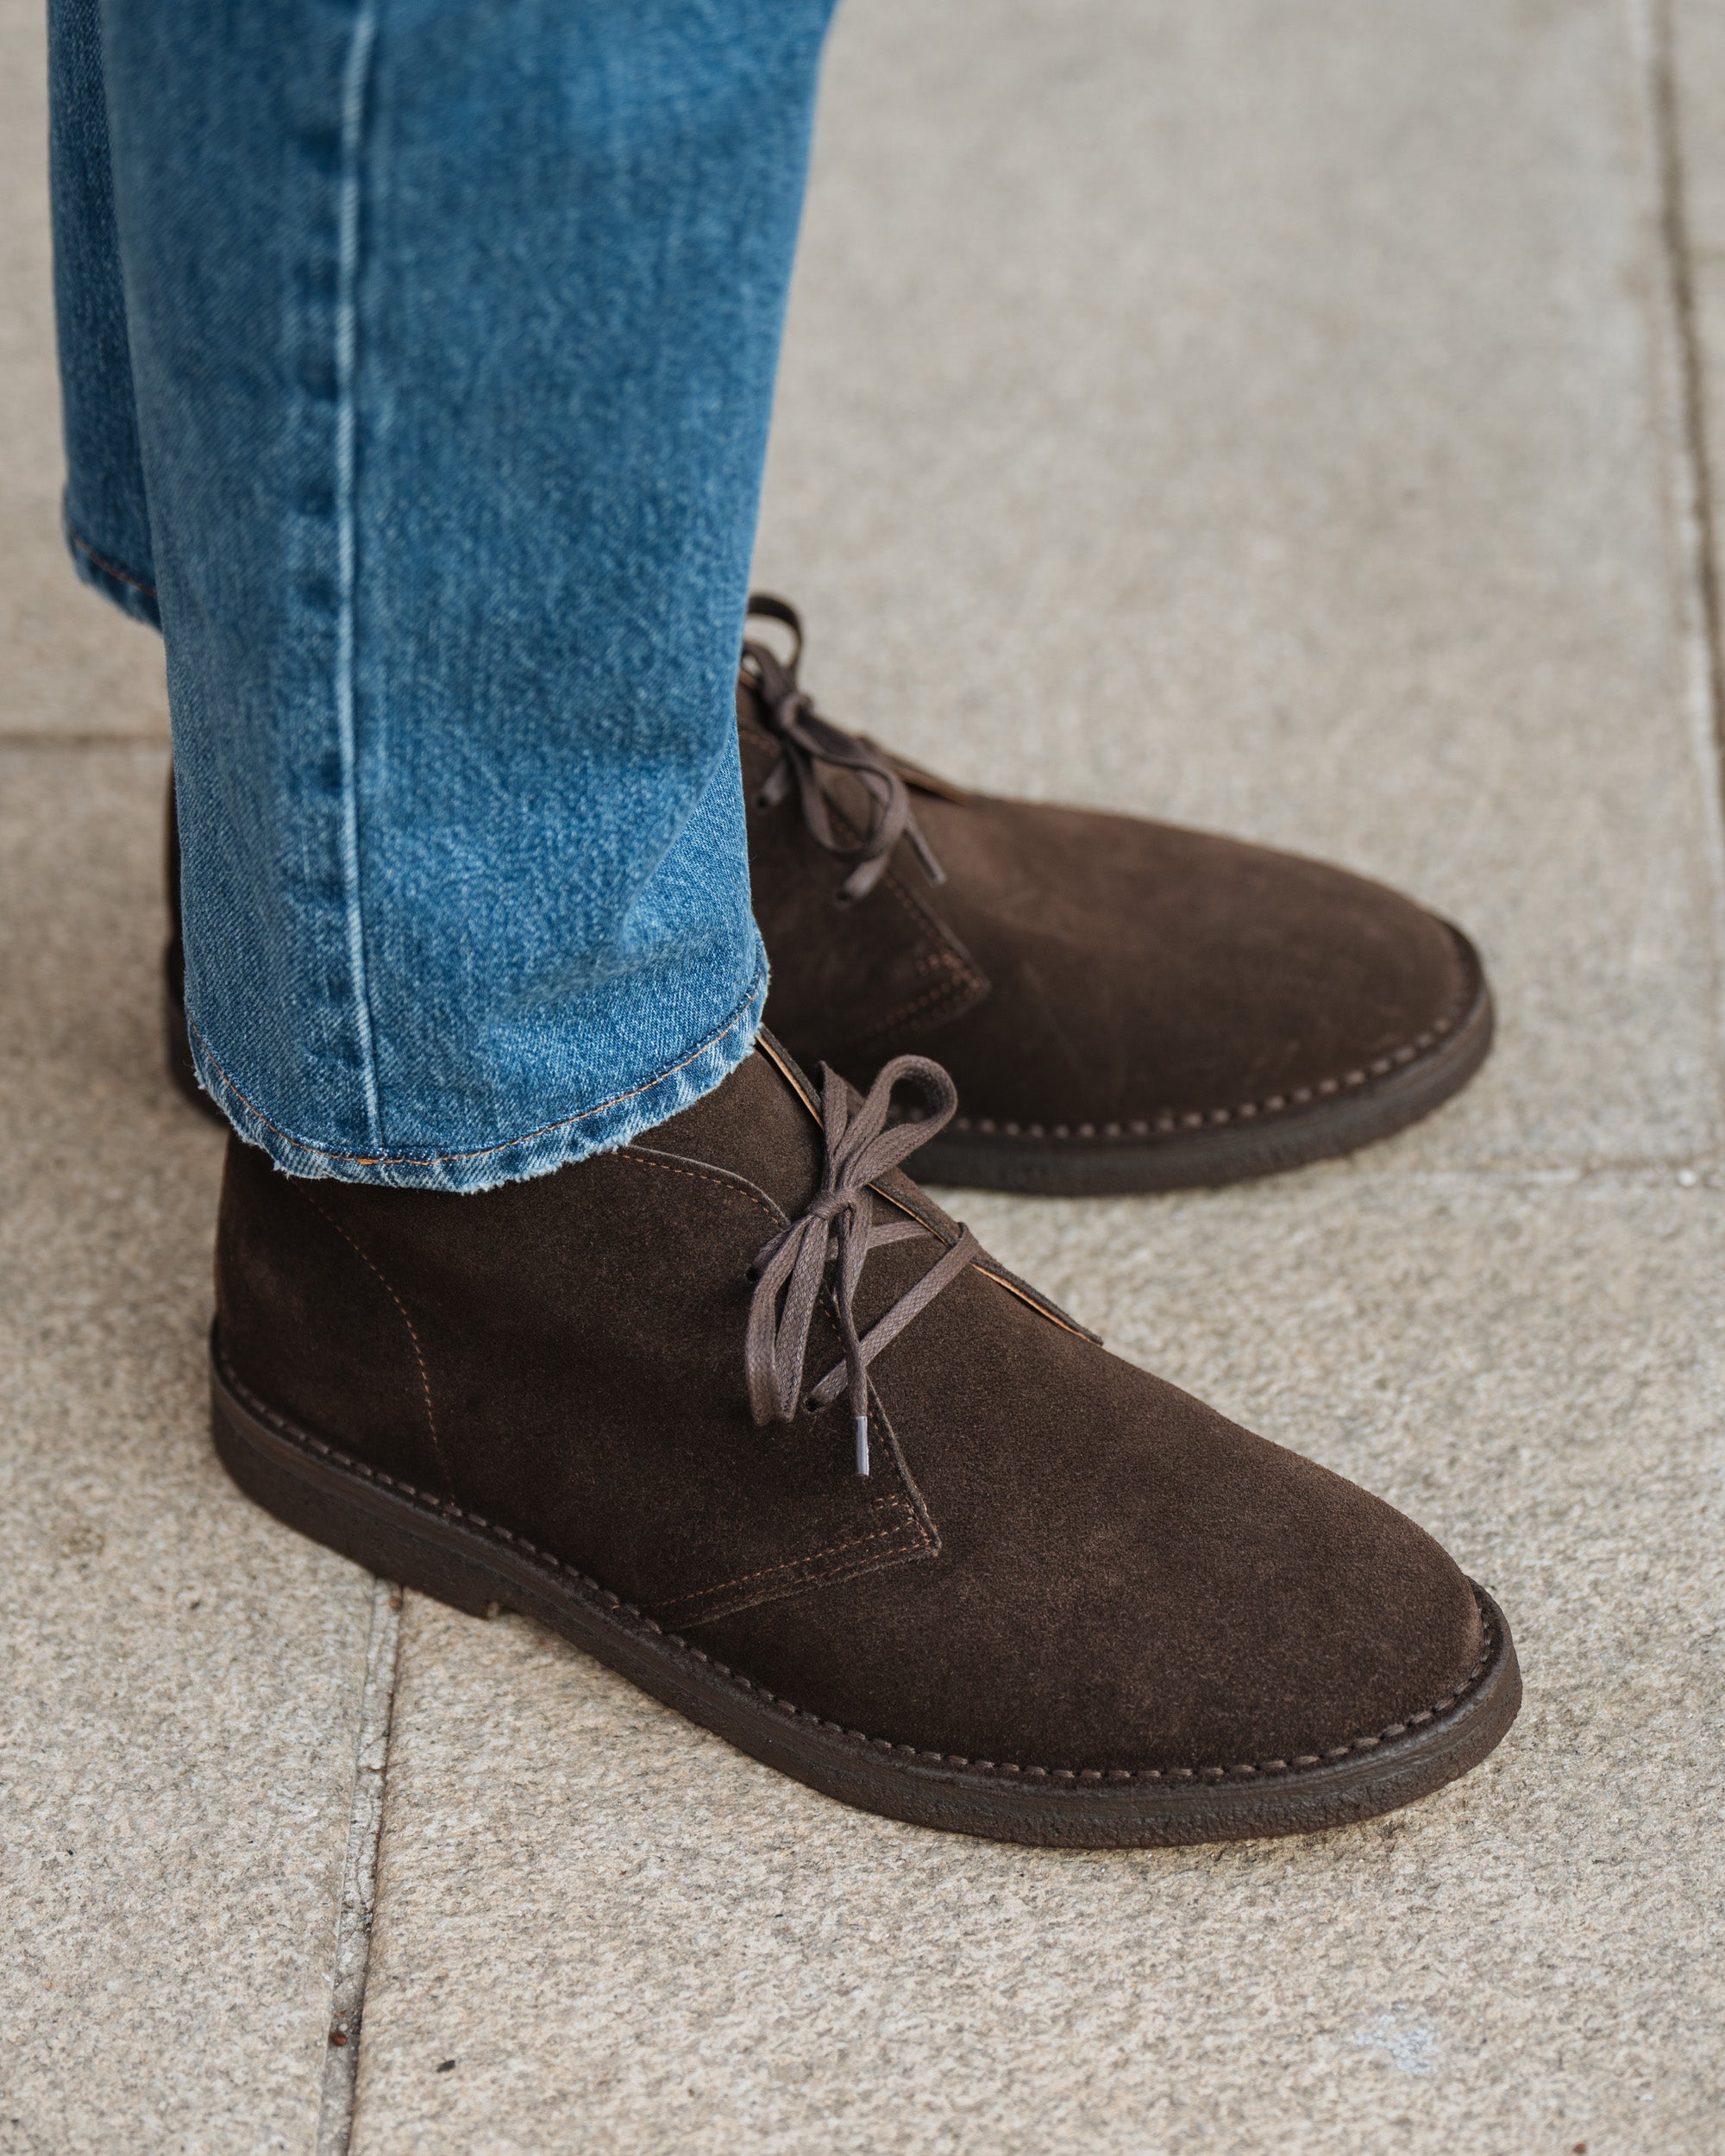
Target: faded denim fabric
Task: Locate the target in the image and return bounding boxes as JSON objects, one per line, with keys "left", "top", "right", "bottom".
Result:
{"left": 50, "top": 0, "right": 837, "bottom": 1189}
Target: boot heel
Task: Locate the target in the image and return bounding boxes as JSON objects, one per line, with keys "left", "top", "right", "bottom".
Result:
{"left": 210, "top": 1352, "right": 501, "bottom": 1620}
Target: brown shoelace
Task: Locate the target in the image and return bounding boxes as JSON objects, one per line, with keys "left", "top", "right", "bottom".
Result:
{"left": 740, "top": 593, "right": 945, "bottom": 905}
{"left": 745, "top": 1055, "right": 981, "bottom": 1476}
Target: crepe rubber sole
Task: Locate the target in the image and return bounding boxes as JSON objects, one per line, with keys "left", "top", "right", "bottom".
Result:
{"left": 906, "top": 925, "right": 1494, "bottom": 1195}
{"left": 210, "top": 1338, "right": 1521, "bottom": 1849}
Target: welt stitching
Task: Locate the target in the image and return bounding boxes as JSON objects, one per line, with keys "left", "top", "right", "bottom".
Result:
{"left": 652, "top": 1501, "right": 925, "bottom": 1618}
{"left": 184, "top": 967, "right": 762, "bottom": 1168}
{"left": 220, "top": 1352, "right": 1494, "bottom": 1785}
{"left": 70, "top": 530, "right": 159, "bottom": 599}
{"left": 299, "top": 1194, "right": 448, "bottom": 1483}
{"left": 950, "top": 951, "right": 1479, "bottom": 1142}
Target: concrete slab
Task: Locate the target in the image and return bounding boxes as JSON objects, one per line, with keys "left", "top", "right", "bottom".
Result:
{"left": 0, "top": 1, "right": 171, "bottom": 745}
{"left": 0, "top": 750, "right": 369, "bottom": 2155}
{"left": 755, "top": 0, "right": 1725, "bottom": 1176}
{"left": 347, "top": 1174, "right": 1723, "bottom": 2155}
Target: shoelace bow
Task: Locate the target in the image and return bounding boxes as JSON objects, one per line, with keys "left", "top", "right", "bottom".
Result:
{"left": 744, "top": 1055, "right": 981, "bottom": 1476}
{"left": 740, "top": 593, "right": 945, "bottom": 905}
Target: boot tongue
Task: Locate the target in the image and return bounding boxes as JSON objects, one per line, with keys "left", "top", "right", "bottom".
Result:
{"left": 639, "top": 1032, "right": 826, "bottom": 1218}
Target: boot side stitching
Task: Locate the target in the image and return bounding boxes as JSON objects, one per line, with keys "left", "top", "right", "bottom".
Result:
{"left": 612, "top": 1150, "right": 781, "bottom": 1226}
{"left": 835, "top": 971, "right": 993, "bottom": 1055}
{"left": 220, "top": 1348, "right": 1494, "bottom": 1786}
{"left": 300, "top": 1193, "right": 448, "bottom": 1485}
{"left": 651, "top": 1500, "right": 932, "bottom": 1623}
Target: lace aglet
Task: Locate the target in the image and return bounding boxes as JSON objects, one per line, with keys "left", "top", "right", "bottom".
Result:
{"left": 854, "top": 1413, "right": 871, "bottom": 1476}
{"left": 908, "top": 827, "right": 946, "bottom": 887}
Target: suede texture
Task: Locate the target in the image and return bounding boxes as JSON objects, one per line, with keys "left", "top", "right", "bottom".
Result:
{"left": 737, "top": 690, "right": 1471, "bottom": 1133}
{"left": 216, "top": 1040, "right": 1485, "bottom": 1772}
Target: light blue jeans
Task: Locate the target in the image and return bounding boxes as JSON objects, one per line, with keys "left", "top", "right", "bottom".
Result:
{"left": 51, "top": 0, "right": 838, "bottom": 1188}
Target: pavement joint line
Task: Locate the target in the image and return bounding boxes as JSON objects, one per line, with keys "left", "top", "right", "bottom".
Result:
{"left": 1643, "top": 0, "right": 1725, "bottom": 753}
{"left": 316, "top": 1572, "right": 403, "bottom": 2156}
{"left": 1628, "top": 0, "right": 1725, "bottom": 1124}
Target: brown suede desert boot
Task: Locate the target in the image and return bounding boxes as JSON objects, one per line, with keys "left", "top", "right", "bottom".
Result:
{"left": 163, "top": 599, "right": 1491, "bottom": 1193}
{"left": 210, "top": 1033, "right": 1519, "bottom": 1846}
{"left": 737, "top": 599, "right": 1493, "bottom": 1193}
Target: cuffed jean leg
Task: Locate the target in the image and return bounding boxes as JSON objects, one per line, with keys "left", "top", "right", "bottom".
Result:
{"left": 51, "top": 0, "right": 837, "bottom": 1189}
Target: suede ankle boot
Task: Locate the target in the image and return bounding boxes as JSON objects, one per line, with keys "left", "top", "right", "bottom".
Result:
{"left": 164, "top": 598, "right": 1492, "bottom": 1192}
{"left": 737, "top": 599, "right": 1492, "bottom": 1192}
{"left": 210, "top": 1034, "right": 1518, "bottom": 1846}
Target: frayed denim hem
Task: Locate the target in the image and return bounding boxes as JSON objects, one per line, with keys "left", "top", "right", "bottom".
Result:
{"left": 65, "top": 509, "right": 162, "bottom": 628}
{"left": 187, "top": 956, "right": 769, "bottom": 1192}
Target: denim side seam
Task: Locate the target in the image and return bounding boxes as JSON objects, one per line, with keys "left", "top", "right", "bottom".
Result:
{"left": 186, "top": 950, "right": 769, "bottom": 1192}
{"left": 65, "top": 511, "right": 162, "bottom": 627}
{"left": 330, "top": 0, "right": 386, "bottom": 1150}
